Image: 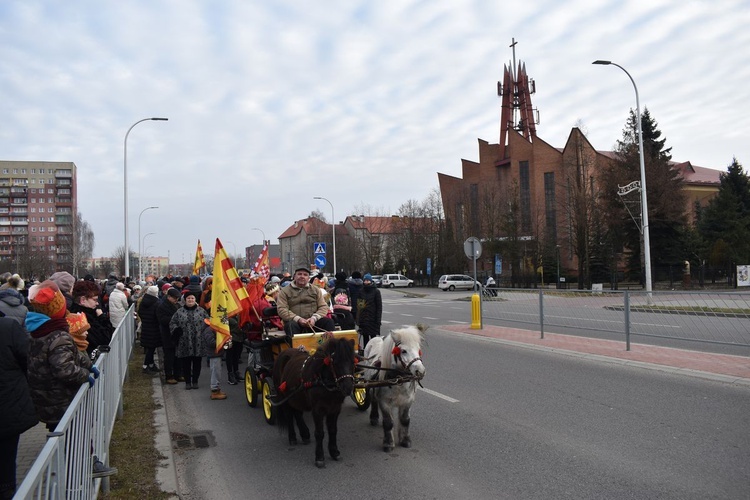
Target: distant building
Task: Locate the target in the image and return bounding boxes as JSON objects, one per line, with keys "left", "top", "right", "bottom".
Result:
{"left": 245, "top": 243, "right": 281, "bottom": 275}
{"left": 0, "top": 160, "right": 77, "bottom": 276}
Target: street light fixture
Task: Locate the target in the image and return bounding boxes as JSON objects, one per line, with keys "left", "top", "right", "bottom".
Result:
{"left": 138, "top": 206, "right": 158, "bottom": 280}
{"left": 592, "top": 60, "right": 652, "bottom": 294}
{"left": 313, "top": 196, "right": 336, "bottom": 273}
{"left": 124, "top": 117, "right": 168, "bottom": 278}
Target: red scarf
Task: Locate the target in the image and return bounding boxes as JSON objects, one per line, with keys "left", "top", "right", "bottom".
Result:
{"left": 30, "top": 317, "right": 71, "bottom": 339}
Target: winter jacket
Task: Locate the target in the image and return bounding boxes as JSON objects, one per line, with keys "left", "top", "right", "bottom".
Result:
{"left": 169, "top": 304, "right": 208, "bottom": 358}
{"left": 347, "top": 278, "right": 364, "bottom": 319}
{"left": 137, "top": 294, "right": 162, "bottom": 349}
{"left": 0, "top": 288, "right": 28, "bottom": 327}
{"left": 0, "top": 317, "right": 38, "bottom": 438}
{"left": 108, "top": 288, "right": 129, "bottom": 328}
{"left": 276, "top": 284, "right": 329, "bottom": 324}
{"left": 356, "top": 283, "right": 382, "bottom": 337}
{"left": 26, "top": 312, "right": 92, "bottom": 426}
{"left": 156, "top": 297, "right": 179, "bottom": 349}
{"left": 201, "top": 323, "right": 221, "bottom": 358}
{"left": 69, "top": 302, "right": 113, "bottom": 356}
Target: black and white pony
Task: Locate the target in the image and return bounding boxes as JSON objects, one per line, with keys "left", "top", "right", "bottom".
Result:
{"left": 272, "top": 337, "right": 356, "bottom": 468}
{"left": 363, "top": 324, "right": 426, "bottom": 452}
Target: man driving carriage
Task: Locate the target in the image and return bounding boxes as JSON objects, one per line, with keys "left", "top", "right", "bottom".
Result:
{"left": 276, "top": 267, "right": 336, "bottom": 336}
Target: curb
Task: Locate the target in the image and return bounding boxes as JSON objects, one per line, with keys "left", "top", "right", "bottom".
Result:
{"left": 152, "top": 376, "right": 180, "bottom": 498}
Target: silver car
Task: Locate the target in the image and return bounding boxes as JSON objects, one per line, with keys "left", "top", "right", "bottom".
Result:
{"left": 438, "top": 274, "right": 480, "bottom": 291}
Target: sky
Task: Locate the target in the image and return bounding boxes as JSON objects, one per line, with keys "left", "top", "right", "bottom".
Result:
{"left": 2, "top": 0, "right": 749, "bottom": 264}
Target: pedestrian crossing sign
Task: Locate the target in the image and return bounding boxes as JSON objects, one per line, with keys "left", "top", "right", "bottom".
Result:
{"left": 314, "top": 242, "right": 326, "bottom": 254}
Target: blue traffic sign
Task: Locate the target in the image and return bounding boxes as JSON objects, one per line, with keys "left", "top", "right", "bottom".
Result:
{"left": 313, "top": 242, "right": 326, "bottom": 254}
{"left": 315, "top": 255, "right": 327, "bottom": 267}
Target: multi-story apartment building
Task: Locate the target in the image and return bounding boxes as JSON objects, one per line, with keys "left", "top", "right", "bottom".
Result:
{"left": 0, "top": 160, "right": 76, "bottom": 277}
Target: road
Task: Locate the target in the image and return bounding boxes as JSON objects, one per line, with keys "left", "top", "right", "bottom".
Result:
{"left": 164, "top": 289, "right": 750, "bottom": 500}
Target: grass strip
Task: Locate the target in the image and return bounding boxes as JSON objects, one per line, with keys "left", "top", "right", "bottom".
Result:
{"left": 102, "top": 350, "right": 169, "bottom": 499}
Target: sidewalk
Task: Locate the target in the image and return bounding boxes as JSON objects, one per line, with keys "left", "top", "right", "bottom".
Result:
{"left": 15, "top": 324, "right": 750, "bottom": 492}
{"left": 442, "top": 324, "right": 750, "bottom": 385}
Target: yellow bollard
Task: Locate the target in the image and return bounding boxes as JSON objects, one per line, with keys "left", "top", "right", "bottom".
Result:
{"left": 470, "top": 292, "right": 481, "bottom": 329}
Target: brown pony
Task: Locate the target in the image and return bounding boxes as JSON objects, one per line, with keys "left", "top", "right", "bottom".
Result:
{"left": 272, "top": 337, "right": 356, "bottom": 468}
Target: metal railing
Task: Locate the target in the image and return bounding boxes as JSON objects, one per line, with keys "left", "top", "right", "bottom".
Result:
{"left": 15, "top": 306, "right": 136, "bottom": 499}
{"left": 480, "top": 288, "right": 750, "bottom": 351}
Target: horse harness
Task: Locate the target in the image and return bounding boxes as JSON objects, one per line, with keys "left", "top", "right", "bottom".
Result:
{"left": 356, "top": 341, "right": 424, "bottom": 389}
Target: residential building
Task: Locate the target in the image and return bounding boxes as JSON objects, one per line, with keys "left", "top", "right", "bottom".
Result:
{"left": 0, "top": 160, "right": 77, "bottom": 277}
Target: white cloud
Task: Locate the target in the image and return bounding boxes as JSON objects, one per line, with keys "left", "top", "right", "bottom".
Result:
{"left": 1, "top": 0, "right": 748, "bottom": 268}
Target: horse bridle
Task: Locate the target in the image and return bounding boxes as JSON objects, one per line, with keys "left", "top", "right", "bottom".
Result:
{"left": 300, "top": 350, "right": 354, "bottom": 391}
{"left": 391, "top": 342, "right": 424, "bottom": 377}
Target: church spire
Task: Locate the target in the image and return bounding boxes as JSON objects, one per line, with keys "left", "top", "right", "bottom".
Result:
{"left": 497, "top": 39, "right": 539, "bottom": 161}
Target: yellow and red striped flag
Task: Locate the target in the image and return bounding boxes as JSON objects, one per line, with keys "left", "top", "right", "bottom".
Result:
{"left": 192, "top": 239, "right": 206, "bottom": 276}
{"left": 209, "top": 238, "right": 251, "bottom": 353}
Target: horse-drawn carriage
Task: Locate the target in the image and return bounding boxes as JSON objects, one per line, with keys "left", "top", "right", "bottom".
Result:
{"left": 242, "top": 307, "right": 427, "bottom": 467}
{"left": 243, "top": 328, "right": 371, "bottom": 424}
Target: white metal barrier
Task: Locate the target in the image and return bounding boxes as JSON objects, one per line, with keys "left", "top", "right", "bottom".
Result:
{"left": 14, "top": 306, "right": 136, "bottom": 499}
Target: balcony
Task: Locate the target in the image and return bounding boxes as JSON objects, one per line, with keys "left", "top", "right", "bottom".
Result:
{"left": 55, "top": 197, "right": 73, "bottom": 205}
{"left": 55, "top": 170, "right": 73, "bottom": 178}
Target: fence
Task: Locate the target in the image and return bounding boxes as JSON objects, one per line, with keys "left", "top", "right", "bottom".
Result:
{"left": 480, "top": 288, "right": 750, "bottom": 351}
{"left": 14, "top": 306, "right": 136, "bottom": 500}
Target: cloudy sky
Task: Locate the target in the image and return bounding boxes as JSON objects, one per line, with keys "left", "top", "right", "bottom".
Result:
{"left": 2, "top": 0, "right": 748, "bottom": 265}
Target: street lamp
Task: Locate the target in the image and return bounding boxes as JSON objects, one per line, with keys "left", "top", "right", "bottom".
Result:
{"left": 124, "top": 117, "right": 168, "bottom": 278}
{"left": 141, "top": 232, "right": 155, "bottom": 276}
{"left": 226, "top": 240, "right": 238, "bottom": 267}
{"left": 251, "top": 227, "right": 266, "bottom": 244}
{"left": 592, "top": 60, "right": 652, "bottom": 294}
{"left": 313, "top": 196, "right": 336, "bottom": 273}
{"left": 138, "top": 206, "right": 158, "bottom": 280}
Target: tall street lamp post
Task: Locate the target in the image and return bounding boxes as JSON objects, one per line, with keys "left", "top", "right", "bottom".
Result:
{"left": 138, "top": 206, "right": 158, "bottom": 280}
{"left": 593, "top": 60, "right": 652, "bottom": 294}
{"left": 124, "top": 117, "right": 168, "bottom": 278}
{"left": 141, "top": 232, "right": 155, "bottom": 277}
{"left": 226, "top": 241, "right": 238, "bottom": 267}
{"left": 313, "top": 196, "right": 336, "bottom": 273}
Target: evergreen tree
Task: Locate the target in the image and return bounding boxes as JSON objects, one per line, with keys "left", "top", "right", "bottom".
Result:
{"left": 698, "top": 158, "right": 750, "bottom": 270}
{"left": 600, "top": 108, "right": 688, "bottom": 284}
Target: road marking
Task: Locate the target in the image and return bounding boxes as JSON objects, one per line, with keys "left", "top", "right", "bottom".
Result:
{"left": 423, "top": 317, "right": 438, "bottom": 320}
{"left": 400, "top": 313, "right": 414, "bottom": 317}
{"left": 419, "top": 387, "right": 459, "bottom": 403}
{"left": 448, "top": 320, "right": 467, "bottom": 324}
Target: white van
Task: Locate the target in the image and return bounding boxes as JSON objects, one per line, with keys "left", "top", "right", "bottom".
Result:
{"left": 381, "top": 274, "right": 414, "bottom": 288}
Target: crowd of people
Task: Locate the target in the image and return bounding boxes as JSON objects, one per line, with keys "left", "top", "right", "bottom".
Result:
{"left": 0, "top": 266, "right": 385, "bottom": 498}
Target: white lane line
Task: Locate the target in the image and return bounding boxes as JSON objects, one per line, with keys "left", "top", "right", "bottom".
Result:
{"left": 423, "top": 317, "right": 438, "bottom": 320}
{"left": 447, "top": 320, "right": 467, "bottom": 324}
{"left": 401, "top": 313, "right": 414, "bottom": 317}
{"left": 419, "top": 387, "right": 459, "bottom": 403}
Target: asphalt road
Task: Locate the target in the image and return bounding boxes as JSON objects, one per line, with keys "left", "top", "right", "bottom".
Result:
{"left": 164, "top": 290, "right": 750, "bottom": 500}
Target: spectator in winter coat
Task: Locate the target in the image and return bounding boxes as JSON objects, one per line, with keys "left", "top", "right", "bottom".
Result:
{"left": 347, "top": 271, "right": 364, "bottom": 320}
{"left": 108, "top": 282, "right": 129, "bottom": 329}
{"left": 156, "top": 288, "right": 182, "bottom": 384}
{"left": 49, "top": 271, "right": 76, "bottom": 311}
{"left": 201, "top": 320, "right": 227, "bottom": 400}
{"left": 137, "top": 286, "right": 163, "bottom": 373}
{"left": 0, "top": 317, "right": 39, "bottom": 499}
{"left": 25, "top": 281, "right": 97, "bottom": 431}
{"left": 185, "top": 275, "right": 202, "bottom": 299}
{"left": 356, "top": 273, "right": 382, "bottom": 348}
{"left": 0, "top": 287, "right": 28, "bottom": 328}
{"left": 70, "top": 280, "right": 113, "bottom": 359}
{"left": 169, "top": 291, "right": 208, "bottom": 390}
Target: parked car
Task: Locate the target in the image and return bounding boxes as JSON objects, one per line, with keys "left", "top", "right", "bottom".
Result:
{"left": 381, "top": 274, "right": 414, "bottom": 288}
{"left": 438, "top": 274, "right": 480, "bottom": 291}
{"left": 370, "top": 274, "right": 383, "bottom": 287}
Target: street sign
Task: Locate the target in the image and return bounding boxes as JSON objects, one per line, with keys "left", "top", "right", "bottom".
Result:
{"left": 464, "top": 237, "right": 482, "bottom": 260}
{"left": 313, "top": 242, "right": 326, "bottom": 254}
{"left": 315, "top": 255, "right": 327, "bottom": 268}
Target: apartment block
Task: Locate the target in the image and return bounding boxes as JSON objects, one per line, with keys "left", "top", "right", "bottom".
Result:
{"left": 0, "top": 160, "right": 77, "bottom": 277}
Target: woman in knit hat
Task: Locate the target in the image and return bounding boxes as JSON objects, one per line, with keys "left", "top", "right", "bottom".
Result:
{"left": 25, "top": 280, "right": 97, "bottom": 431}
{"left": 70, "top": 280, "right": 113, "bottom": 357}
{"left": 49, "top": 271, "right": 76, "bottom": 310}
{"left": 169, "top": 290, "right": 208, "bottom": 390}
